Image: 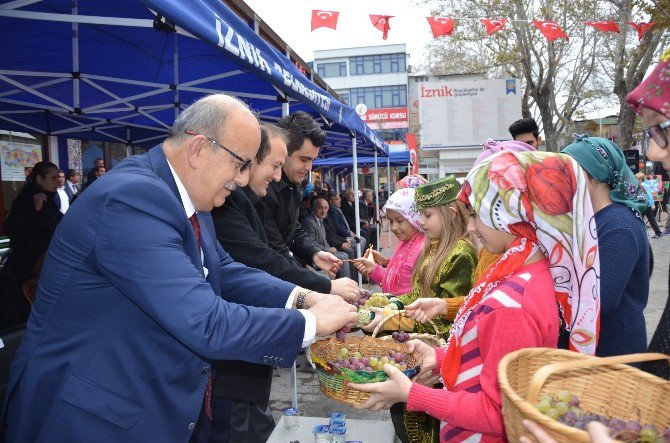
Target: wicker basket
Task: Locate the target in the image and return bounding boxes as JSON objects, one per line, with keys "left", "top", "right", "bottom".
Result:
{"left": 372, "top": 309, "right": 447, "bottom": 348}
{"left": 310, "top": 335, "right": 420, "bottom": 407}
{"left": 497, "top": 347, "right": 670, "bottom": 442}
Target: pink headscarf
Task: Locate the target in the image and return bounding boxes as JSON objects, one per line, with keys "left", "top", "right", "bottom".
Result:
{"left": 626, "top": 48, "right": 670, "bottom": 118}
{"left": 474, "top": 138, "right": 537, "bottom": 167}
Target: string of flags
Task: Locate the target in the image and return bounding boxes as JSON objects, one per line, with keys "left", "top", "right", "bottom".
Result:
{"left": 310, "top": 10, "right": 656, "bottom": 42}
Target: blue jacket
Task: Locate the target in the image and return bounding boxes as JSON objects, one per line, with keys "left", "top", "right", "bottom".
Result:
{"left": 2, "top": 146, "right": 304, "bottom": 442}
{"left": 328, "top": 206, "right": 351, "bottom": 238}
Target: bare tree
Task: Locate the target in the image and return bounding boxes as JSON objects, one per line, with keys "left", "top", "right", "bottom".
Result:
{"left": 417, "top": 0, "right": 667, "bottom": 150}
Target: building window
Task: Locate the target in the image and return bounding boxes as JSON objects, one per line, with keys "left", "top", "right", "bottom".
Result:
{"left": 338, "top": 93, "right": 350, "bottom": 105}
{"left": 316, "top": 61, "right": 347, "bottom": 78}
{"left": 348, "top": 85, "right": 407, "bottom": 108}
{"left": 349, "top": 53, "right": 407, "bottom": 75}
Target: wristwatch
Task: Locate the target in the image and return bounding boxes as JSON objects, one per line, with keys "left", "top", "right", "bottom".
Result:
{"left": 295, "top": 288, "right": 312, "bottom": 310}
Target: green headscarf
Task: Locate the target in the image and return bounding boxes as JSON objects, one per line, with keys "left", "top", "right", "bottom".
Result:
{"left": 562, "top": 135, "right": 648, "bottom": 216}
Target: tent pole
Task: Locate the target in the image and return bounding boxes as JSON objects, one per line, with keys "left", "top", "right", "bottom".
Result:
{"left": 352, "top": 135, "right": 362, "bottom": 286}
{"left": 279, "top": 97, "right": 298, "bottom": 412}
{"left": 373, "top": 150, "right": 380, "bottom": 251}
{"left": 173, "top": 33, "right": 179, "bottom": 118}
{"left": 71, "top": 0, "right": 79, "bottom": 112}
{"left": 387, "top": 155, "right": 391, "bottom": 249}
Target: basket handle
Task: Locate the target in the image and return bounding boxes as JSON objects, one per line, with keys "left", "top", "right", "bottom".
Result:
{"left": 525, "top": 352, "right": 670, "bottom": 405}
{"left": 371, "top": 309, "right": 440, "bottom": 340}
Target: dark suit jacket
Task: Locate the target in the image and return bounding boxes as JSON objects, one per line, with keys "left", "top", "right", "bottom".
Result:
{"left": 263, "top": 172, "right": 321, "bottom": 264}
{"left": 340, "top": 198, "right": 367, "bottom": 232}
{"left": 323, "top": 216, "right": 347, "bottom": 249}
{"left": 63, "top": 181, "right": 79, "bottom": 203}
{"left": 2, "top": 146, "right": 305, "bottom": 442}
{"left": 328, "top": 207, "right": 351, "bottom": 238}
{"left": 210, "top": 186, "right": 331, "bottom": 406}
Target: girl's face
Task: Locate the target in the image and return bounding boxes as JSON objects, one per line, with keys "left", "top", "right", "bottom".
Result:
{"left": 467, "top": 209, "right": 515, "bottom": 254}
{"left": 419, "top": 207, "right": 442, "bottom": 239}
{"left": 386, "top": 208, "right": 418, "bottom": 242}
{"left": 642, "top": 107, "right": 670, "bottom": 171}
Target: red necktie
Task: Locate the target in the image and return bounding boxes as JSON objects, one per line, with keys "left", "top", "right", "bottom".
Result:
{"left": 189, "top": 213, "right": 212, "bottom": 419}
{"left": 189, "top": 214, "right": 201, "bottom": 251}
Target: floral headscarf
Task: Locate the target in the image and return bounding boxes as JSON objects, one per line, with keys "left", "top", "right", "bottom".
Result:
{"left": 395, "top": 174, "right": 428, "bottom": 190}
{"left": 474, "top": 138, "right": 537, "bottom": 167}
{"left": 441, "top": 151, "right": 600, "bottom": 389}
{"left": 626, "top": 48, "right": 670, "bottom": 118}
{"left": 383, "top": 188, "right": 422, "bottom": 231}
{"left": 563, "top": 135, "right": 648, "bottom": 217}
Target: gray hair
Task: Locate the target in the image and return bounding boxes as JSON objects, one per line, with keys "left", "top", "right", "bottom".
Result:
{"left": 168, "top": 94, "right": 252, "bottom": 144}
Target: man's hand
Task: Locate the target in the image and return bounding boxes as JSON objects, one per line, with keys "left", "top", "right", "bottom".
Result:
{"left": 349, "top": 364, "right": 412, "bottom": 411}
{"left": 33, "top": 193, "right": 47, "bottom": 211}
{"left": 342, "top": 241, "right": 351, "bottom": 249}
{"left": 313, "top": 250, "right": 343, "bottom": 277}
{"left": 370, "top": 249, "right": 389, "bottom": 267}
{"left": 352, "top": 257, "right": 375, "bottom": 276}
{"left": 308, "top": 296, "right": 358, "bottom": 336}
{"left": 405, "top": 298, "right": 447, "bottom": 324}
{"left": 330, "top": 278, "right": 361, "bottom": 302}
{"left": 406, "top": 339, "right": 437, "bottom": 386}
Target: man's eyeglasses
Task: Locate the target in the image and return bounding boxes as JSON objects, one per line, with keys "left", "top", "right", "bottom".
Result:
{"left": 185, "top": 130, "right": 253, "bottom": 173}
{"left": 644, "top": 119, "right": 670, "bottom": 150}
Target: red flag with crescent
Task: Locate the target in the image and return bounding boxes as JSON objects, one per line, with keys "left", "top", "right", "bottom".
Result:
{"left": 370, "top": 15, "right": 393, "bottom": 40}
{"left": 533, "top": 21, "right": 569, "bottom": 42}
{"left": 627, "top": 22, "right": 655, "bottom": 40}
{"left": 426, "top": 17, "right": 455, "bottom": 38}
{"left": 480, "top": 18, "right": 507, "bottom": 35}
{"left": 584, "top": 21, "right": 620, "bottom": 33}
{"left": 311, "top": 10, "right": 339, "bottom": 31}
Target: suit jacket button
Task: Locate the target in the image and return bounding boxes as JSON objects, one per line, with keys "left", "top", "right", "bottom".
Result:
{"left": 201, "top": 366, "right": 210, "bottom": 375}
{"left": 188, "top": 422, "right": 196, "bottom": 431}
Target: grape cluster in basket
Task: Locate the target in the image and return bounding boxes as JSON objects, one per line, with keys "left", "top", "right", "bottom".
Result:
{"left": 351, "top": 291, "right": 388, "bottom": 309}
{"left": 332, "top": 348, "right": 408, "bottom": 372}
{"left": 535, "top": 390, "right": 670, "bottom": 442}
{"left": 391, "top": 331, "right": 410, "bottom": 343}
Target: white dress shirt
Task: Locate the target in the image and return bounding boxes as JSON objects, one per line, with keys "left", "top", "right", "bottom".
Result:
{"left": 166, "top": 159, "right": 316, "bottom": 347}
{"left": 56, "top": 186, "right": 69, "bottom": 214}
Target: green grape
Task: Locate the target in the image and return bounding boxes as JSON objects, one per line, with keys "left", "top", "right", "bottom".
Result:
{"left": 340, "top": 348, "right": 349, "bottom": 357}
{"left": 640, "top": 425, "right": 659, "bottom": 442}
{"left": 380, "top": 356, "right": 389, "bottom": 364}
{"left": 539, "top": 394, "right": 553, "bottom": 404}
{"left": 353, "top": 351, "right": 362, "bottom": 359}
{"left": 369, "top": 356, "right": 378, "bottom": 366}
{"left": 544, "top": 408, "right": 560, "bottom": 421}
{"left": 554, "top": 402, "right": 569, "bottom": 416}
{"left": 536, "top": 400, "right": 552, "bottom": 413}
{"left": 556, "top": 390, "right": 573, "bottom": 403}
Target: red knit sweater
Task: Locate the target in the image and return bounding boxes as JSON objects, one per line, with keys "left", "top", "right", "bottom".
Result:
{"left": 406, "top": 259, "right": 559, "bottom": 442}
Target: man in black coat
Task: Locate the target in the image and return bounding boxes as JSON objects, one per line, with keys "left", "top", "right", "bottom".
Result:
{"left": 340, "top": 188, "right": 378, "bottom": 250}
{"left": 263, "top": 112, "right": 344, "bottom": 275}
{"left": 206, "top": 123, "right": 360, "bottom": 442}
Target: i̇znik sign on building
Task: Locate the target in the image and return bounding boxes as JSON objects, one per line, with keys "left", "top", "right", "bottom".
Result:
{"left": 360, "top": 107, "right": 409, "bottom": 130}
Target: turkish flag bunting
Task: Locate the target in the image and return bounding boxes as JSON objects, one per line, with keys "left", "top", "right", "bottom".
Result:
{"left": 480, "top": 18, "right": 507, "bottom": 35}
{"left": 533, "top": 21, "right": 569, "bottom": 42}
{"left": 627, "top": 22, "right": 655, "bottom": 40}
{"left": 584, "top": 21, "right": 620, "bottom": 33}
{"left": 370, "top": 15, "right": 394, "bottom": 40}
{"left": 426, "top": 17, "right": 455, "bottom": 38}
{"left": 311, "top": 10, "right": 339, "bottom": 31}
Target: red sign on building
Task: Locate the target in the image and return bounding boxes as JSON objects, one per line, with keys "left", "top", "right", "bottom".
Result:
{"left": 360, "top": 107, "right": 408, "bottom": 130}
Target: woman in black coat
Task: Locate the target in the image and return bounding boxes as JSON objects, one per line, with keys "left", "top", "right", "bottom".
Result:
{"left": 5, "top": 161, "right": 62, "bottom": 286}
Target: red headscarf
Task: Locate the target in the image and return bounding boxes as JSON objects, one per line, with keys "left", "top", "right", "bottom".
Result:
{"left": 626, "top": 48, "right": 670, "bottom": 118}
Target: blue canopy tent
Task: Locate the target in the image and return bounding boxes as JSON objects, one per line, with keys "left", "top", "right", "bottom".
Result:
{"left": 313, "top": 149, "right": 411, "bottom": 172}
{"left": 0, "top": 0, "right": 389, "bottom": 411}
{"left": 0, "top": 0, "right": 385, "bottom": 155}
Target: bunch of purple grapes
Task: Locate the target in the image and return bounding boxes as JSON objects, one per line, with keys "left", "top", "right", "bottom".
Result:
{"left": 335, "top": 325, "right": 351, "bottom": 342}
{"left": 331, "top": 348, "right": 408, "bottom": 372}
{"left": 351, "top": 289, "right": 372, "bottom": 308}
{"left": 391, "top": 331, "right": 410, "bottom": 343}
{"left": 535, "top": 390, "right": 670, "bottom": 442}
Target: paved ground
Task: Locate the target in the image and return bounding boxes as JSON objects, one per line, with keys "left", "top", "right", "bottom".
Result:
{"left": 268, "top": 221, "right": 670, "bottom": 422}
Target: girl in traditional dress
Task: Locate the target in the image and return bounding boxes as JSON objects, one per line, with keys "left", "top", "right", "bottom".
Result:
{"left": 351, "top": 151, "right": 600, "bottom": 443}
{"left": 353, "top": 187, "right": 425, "bottom": 296}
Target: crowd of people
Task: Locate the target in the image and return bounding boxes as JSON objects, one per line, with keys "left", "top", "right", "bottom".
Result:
{"left": 0, "top": 48, "right": 669, "bottom": 443}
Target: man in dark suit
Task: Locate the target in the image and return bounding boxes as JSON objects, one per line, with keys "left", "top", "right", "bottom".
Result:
{"left": 205, "top": 123, "right": 360, "bottom": 442}
{"left": 1, "top": 95, "right": 357, "bottom": 443}
{"left": 84, "top": 157, "right": 104, "bottom": 187}
{"left": 63, "top": 168, "right": 80, "bottom": 203}
{"left": 263, "top": 112, "right": 342, "bottom": 274}
{"left": 302, "top": 197, "right": 351, "bottom": 279}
